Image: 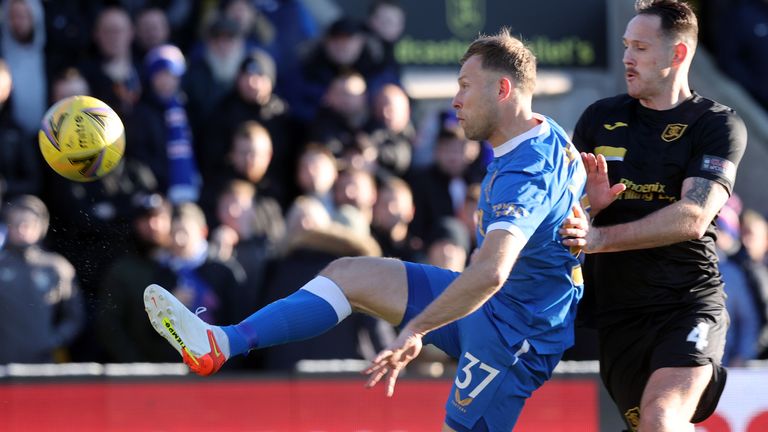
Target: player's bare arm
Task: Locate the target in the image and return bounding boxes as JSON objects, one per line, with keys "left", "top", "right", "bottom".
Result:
{"left": 576, "top": 176, "right": 729, "bottom": 253}
{"left": 364, "top": 229, "right": 524, "bottom": 396}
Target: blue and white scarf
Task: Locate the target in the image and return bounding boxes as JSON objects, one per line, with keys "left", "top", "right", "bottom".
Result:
{"left": 164, "top": 96, "right": 201, "bottom": 203}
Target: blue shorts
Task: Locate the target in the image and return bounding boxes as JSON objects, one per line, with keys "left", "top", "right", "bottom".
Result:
{"left": 402, "top": 262, "right": 562, "bottom": 432}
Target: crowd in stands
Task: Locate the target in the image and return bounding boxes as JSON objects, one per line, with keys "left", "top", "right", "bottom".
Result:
{"left": 0, "top": 0, "right": 766, "bottom": 372}
{"left": 0, "top": 0, "right": 484, "bottom": 372}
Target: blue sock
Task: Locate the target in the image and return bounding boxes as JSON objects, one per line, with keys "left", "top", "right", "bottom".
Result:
{"left": 222, "top": 276, "right": 352, "bottom": 357}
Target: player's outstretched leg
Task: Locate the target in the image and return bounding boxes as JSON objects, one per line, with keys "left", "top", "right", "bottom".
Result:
{"left": 145, "top": 257, "right": 407, "bottom": 376}
{"left": 144, "top": 284, "right": 230, "bottom": 376}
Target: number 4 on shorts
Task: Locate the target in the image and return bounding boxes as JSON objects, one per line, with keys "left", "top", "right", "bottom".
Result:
{"left": 686, "top": 322, "right": 710, "bottom": 351}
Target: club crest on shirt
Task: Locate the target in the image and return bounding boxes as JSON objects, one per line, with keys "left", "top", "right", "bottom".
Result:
{"left": 624, "top": 407, "right": 640, "bottom": 431}
{"left": 661, "top": 123, "right": 688, "bottom": 142}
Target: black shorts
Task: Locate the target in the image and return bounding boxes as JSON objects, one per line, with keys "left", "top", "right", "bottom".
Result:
{"left": 599, "top": 306, "right": 729, "bottom": 430}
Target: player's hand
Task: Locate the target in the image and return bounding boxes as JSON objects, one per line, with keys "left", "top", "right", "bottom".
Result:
{"left": 363, "top": 327, "right": 424, "bottom": 397}
{"left": 560, "top": 204, "right": 589, "bottom": 251}
{"left": 582, "top": 152, "right": 625, "bottom": 216}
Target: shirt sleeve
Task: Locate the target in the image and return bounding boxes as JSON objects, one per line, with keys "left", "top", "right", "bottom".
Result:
{"left": 686, "top": 110, "right": 747, "bottom": 195}
{"left": 572, "top": 103, "right": 596, "bottom": 153}
{"left": 486, "top": 167, "right": 552, "bottom": 242}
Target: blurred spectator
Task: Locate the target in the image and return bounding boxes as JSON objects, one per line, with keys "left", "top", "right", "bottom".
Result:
{"left": 127, "top": 44, "right": 201, "bottom": 204}
{"left": 458, "top": 183, "right": 481, "bottom": 251}
{"left": 96, "top": 192, "right": 177, "bottom": 363}
{"left": 262, "top": 195, "right": 389, "bottom": 371}
{"left": 199, "top": 121, "right": 284, "bottom": 229}
{"left": 740, "top": 209, "right": 768, "bottom": 357}
{"left": 254, "top": 0, "right": 320, "bottom": 118}
{"left": 297, "top": 16, "right": 392, "bottom": 121}
{"left": 716, "top": 199, "right": 761, "bottom": 366}
{"left": 425, "top": 216, "right": 470, "bottom": 273}
{"left": 0, "top": 188, "right": 5, "bottom": 248}
{"left": 183, "top": 15, "right": 247, "bottom": 129}
{"left": 0, "top": 195, "right": 84, "bottom": 364}
{"left": 0, "top": 58, "right": 42, "bottom": 199}
{"left": 371, "top": 175, "right": 421, "bottom": 261}
{"left": 49, "top": 67, "right": 90, "bottom": 101}
{"left": 295, "top": 143, "right": 338, "bottom": 214}
{"left": 309, "top": 71, "right": 369, "bottom": 158}
{"left": 1, "top": 0, "right": 47, "bottom": 135}
{"left": 80, "top": 6, "right": 141, "bottom": 116}
{"left": 111, "top": 0, "right": 194, "bottom": 46}
{"left": 365, "top": 0, "right": 405, "bottom": 85}
{"left": 365, "top": 83, "right": 414, "bottom": 177}
{"left": 133, "top": 7, "right": 171, "bottom": 62}
{"left": 408, "top": 124, "right": 483, "bottom": 245}
{"left": 222, "top": 0, "right": 275, "bottom": 54}
{"left": 154, "top": 202, "right": 245, "bottom": 327}
{"left": 333, "top": 166, "right": 377, "bottom": 226}
{"left": 209, "top": 179, "right": 282, "bottom": 317}
{"left": 202, "top": 49, "right": 300, "bottom": 207}
{"left": 714, "top": 0, "right": 768, "bottom": 111}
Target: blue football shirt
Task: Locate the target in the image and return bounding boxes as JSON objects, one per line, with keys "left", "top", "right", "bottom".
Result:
{"left": 476, "top": 113, "right": 586, "bottom": 354}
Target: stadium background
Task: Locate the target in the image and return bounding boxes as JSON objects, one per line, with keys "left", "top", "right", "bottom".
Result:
{"left": 2, "top": 0, "right": 768, "bottom": 431}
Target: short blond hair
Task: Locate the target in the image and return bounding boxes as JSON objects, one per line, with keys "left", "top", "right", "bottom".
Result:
{"left": 460, "top": 27, "right": 536, "bottom": 94}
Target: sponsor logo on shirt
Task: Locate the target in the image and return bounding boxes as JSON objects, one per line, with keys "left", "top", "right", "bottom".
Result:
{"left": 661, "top": 123, "right": 688, "bottom": 142}
{"left": 603, "top": 121, "right": 628, "bottom": 130}
{"left": 492, "top": 202, "right": 528, "bottom": 219}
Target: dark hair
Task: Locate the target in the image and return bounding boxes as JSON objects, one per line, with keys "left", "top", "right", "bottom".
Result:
{"left": 635, "top": 0, "right": 698, "bottom": 46}
{"left": 459, "top": 27, "right": 536, "bottom": 94}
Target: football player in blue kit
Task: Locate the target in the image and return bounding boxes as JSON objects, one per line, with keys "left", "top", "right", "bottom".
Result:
{"left": 144, "top": 28, "right": 586, "bottom": 431}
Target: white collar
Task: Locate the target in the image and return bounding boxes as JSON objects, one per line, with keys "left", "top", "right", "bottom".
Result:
{"left": 492, "top": 113, "right": 549, "bottom": 158}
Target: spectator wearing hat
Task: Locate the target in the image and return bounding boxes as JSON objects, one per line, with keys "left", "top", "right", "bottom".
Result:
{"left": 127, "top": 43, "right": 201, "bottom": 204}
{"left": 183, "top": 15, "right": 247, "bottom": 130}
{"left": 296, "top": 15, "right": 396, "bottom": 122}
{"left": 96, "top": 192, "right": 179, "bottom": 363}
{"left": 200, "top": 48, "right": 301, "bottom": 209}
{"left": 0, "top": 195, "right": 84, "bottom": 364}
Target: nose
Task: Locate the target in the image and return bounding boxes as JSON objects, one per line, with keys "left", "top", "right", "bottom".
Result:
{"left": 622, "top": 49, "right": 634, "bottom": 68}
{"left": 452, "top": 94, "right": 461, "bottom": 110}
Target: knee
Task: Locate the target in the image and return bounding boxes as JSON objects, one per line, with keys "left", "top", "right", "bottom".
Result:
{"left": 638, "top": 400, "right": 690, "bottom": 432}
{"left": 321, "top": 257, "right": 359, "bottom": 282}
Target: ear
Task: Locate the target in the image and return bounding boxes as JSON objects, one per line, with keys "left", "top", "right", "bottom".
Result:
{"left": 498, "top": 77, "right": 514, "bottom": 100}
{"left": 671, "top": 42, "right": 688, "bottom": 67}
